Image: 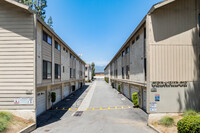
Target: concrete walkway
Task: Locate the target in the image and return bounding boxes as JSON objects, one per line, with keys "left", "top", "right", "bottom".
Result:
{"left": 33, "top": 79, "right": 155, "bottom": 133}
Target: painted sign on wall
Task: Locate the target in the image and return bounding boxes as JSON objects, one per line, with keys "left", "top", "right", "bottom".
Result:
{"left": 152, "top": 81, "right": 187, "bottom": 88}
{"left": 155, "top": 94, "right": 160, "bottom": 101}
{"left": 14, "top": 98, "right": 34, "bottom": 104}
{"left": 149, "top": 102, "right": 157, "bottom": 112}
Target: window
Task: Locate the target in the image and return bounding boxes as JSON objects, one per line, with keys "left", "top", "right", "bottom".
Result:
{"left": 55, "top": 64, "right": 61, "bottom": 79}
{"left": 43, "top": 31, "right": 52, "bottom": 45}
{"left": 136, "top": 35, "right": 140, "bottom": 41}
{"left": 73, "top": 69, "right": 76, "bottom": 78}
{"left": 122, "top": 67, "right": 124, "bottom": 79}
{"left": 70, "top": 54, "right": 73, "bottom": 59}
{"left": 63, "top": 66, "right": 65, "bottom": 73}
{"left": 63, "top": 47, "right": 66, "bottom": 51}
{"left": 144, "top": 28, "right": 146, "bottom": 39}
{"left": 122, "top": 51, "right": 125, "bottom": 57}
{"left": 126, "top": 46, "right": 129, "bottom": 54}
{"left": 144, "top": 58, "right": 147, "bottom": 81}
{"left": 132, "top": 40, "right": 135, "bottom": 45}
{"left": 70, "top": 68, "right": 72, "bottom": 78}
{"left": 66, "top": 49, "right": 68, "bottom": 53}
{"left": 55, "top": 41, "right": 61, "bottom": 51}
{"left": 43, "top": 60, "right": 52, "bottom": 79}
{"left": 126, "top": 65, "right": 129, "bottom": 79}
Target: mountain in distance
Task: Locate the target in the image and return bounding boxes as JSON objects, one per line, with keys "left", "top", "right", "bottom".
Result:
{"left": 95, "top": 66, "right": 105, "bottom": 73}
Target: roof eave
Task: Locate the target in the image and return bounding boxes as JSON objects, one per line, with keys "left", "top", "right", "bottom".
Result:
{"left": 148, "top": 0, "right": 175, "bottom": 14}
{"left": 4, "top": 0, "right": 34, "bottom": 14}
{"left": 37, "top": 17, "right": 86, "bottom": 65}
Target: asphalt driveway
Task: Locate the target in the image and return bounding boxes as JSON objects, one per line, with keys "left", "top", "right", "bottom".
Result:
{"left": 32, "top": 79, "right": 155, "bottom": 133}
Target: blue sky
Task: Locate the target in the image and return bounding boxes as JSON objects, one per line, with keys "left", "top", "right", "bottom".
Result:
{"left": 45, "top": 0, "right": 162, "bottom": 72}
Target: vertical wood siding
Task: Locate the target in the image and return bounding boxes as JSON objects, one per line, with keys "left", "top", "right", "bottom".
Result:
{"left": 0, "top": 1, "right": 35, "bottom": 109}
{"left": 149, "top": 0, "right": 199, "bottom": 82}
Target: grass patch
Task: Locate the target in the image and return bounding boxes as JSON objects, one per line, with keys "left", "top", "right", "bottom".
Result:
{"left": 159, "top": 116, "right": 174, "bottom": 127}
{"left": 0, "top": 112, "right": 13, "bottom": 132}
{"left": 183, "top": 110, "right": 197, "bottom": 117}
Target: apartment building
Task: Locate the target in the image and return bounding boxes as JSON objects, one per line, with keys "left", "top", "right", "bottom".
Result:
{"left": 0, "top": 0, "right": 85, "bottom": 121}
{"left": 105, "top": 0, "right": 200, "bottom": 113}
{"left": 85, "top": 64, "right": 92, "bottom": 81}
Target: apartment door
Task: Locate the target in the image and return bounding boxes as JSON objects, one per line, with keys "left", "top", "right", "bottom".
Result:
{"left": 64, "top": 84, "right": 70, "bottom": 98}
{"left": 36, "top": 91, "right": 46, "bottom": 116}
{"left": 52, "top": 87, "right": 62, "bottom": 104}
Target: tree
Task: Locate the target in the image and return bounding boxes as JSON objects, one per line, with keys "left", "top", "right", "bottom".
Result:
{"left": 47, "top": 16, "right": 53, "bottom": 29}
{"left": 33, "top": 0, "right": 47, "bottom": 20}
{"left": 16, "top": 0, "right": 47, "bottom": 20}
{"left": 91, "top": 62, "right": 95, "bottom": 79}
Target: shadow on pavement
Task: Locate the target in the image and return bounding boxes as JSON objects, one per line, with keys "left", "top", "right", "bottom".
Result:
{"left": 36, "top": 85, "right": 90, "bottom": 127}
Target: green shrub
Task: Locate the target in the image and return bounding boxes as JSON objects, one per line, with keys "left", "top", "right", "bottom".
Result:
{"left": 0, "top": 112, "right": 13, "bottom": 132}
{"left": 112, "top": 83, "right": 114, "bottom": 88}
{"left": 177, "top": 116, "right": 200, "bottom": 133}
{"left": 132, "top": 93, "right": 139, "bottom": 107}
{"left": 118, "top": 84, "right": 120, "bottom": 92}
{"left": 159, "top": 116, "right": 174, "bottom": 127}
{"left": 51, "top": 92, "right": 56, "bottom": 103}
{"left": 0, "top": 118, "right": 8, "bottom": 132}
{"left": 0, "top": 112, "right": 12, "bottom": 121}
{"left": 104, "top": 77, "right": 109, "bottom": 83}
{"left": 183, "top": 110, "right": 197, "bottom": 117}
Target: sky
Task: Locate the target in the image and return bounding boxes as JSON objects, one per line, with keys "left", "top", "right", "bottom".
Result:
{"left": 45, "top": 0, "right": 162, "bottom": 72}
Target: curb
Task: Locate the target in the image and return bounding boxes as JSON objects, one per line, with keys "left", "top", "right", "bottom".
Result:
{"left": 18, "top": 123, "right": 36, "bottom": 133}
{"left": 147, "top": 123, "right": 162, "bottom": 133}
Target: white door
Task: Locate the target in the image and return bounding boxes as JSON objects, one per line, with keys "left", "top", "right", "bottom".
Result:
{"left": 142, "top": 88, "right": 147, "bottom": 111}
{"left": 123, "top": 84, "right": 129, "bottom": 98}
{"left": 64, "top": 85, "right": 70, "bottom": 98}
{"left": 52, "top": 88, "right": 61, "bottom": 104}
{"left": 76, "top": 82, "right": 79, "bottom": 90}
{"left": 37, "top": 91, "right": 46, "bottom": 116}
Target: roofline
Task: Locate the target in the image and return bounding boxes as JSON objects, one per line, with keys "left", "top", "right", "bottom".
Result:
{"left": 104, "top": 0, "right": 175, "bottom": 71}
{"left": 104, "top": 16, "right": 146, "bottom": 70}
{"left": 4, "top": 0, "right": 34, "bottom": 13}
{"left": 4, "top": 0, "right": 85, "bottom": 65}
{"left": 148, "top": 0, "right": 175, "bottom": 14}
{"left": 37, "top": 17, "right": 86, "bottom": 65}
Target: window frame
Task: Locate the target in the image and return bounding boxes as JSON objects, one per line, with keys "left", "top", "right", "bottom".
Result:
{"left": 55, "top": 64, "right": 61, "bottom": 79}
{"left": 43, "top": 60, "right": 52, "bottom": 80}
{"left": 43, "top": 31, "right": 52, "bottom": 45}
{"left": 55, "top": 41, "right": 61, "bottom": 51}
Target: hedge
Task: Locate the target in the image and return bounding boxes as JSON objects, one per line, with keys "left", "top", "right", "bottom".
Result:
{"left": 132, "top": 93, "right": 139, "bottom": 107}
{"left": 51, "top": 92, "right": 56, "bottom": 103}
{"left": 0, "top": 112, "right": 13, "bottom": 132}
{"left": 118, "top": 84, "right": 120, "bottom": 92}
{"left": 177, "top": 116, "right": 200, "bottom": 133}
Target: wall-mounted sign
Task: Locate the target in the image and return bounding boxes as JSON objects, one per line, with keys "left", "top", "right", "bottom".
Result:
{"left": 149, "top": 102, "right": 157, "bottom": 112}
{"left": 152, "top": 81, "right": 187, "bottom": 88}
{"left": 14, "top": 98, "right": 33, "bottom": 105}
{"left": 151, "top": 88, "right": 157, "bottom": 92}
{"left": 155, "top": 94, "right": 160, "bottom": 101}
